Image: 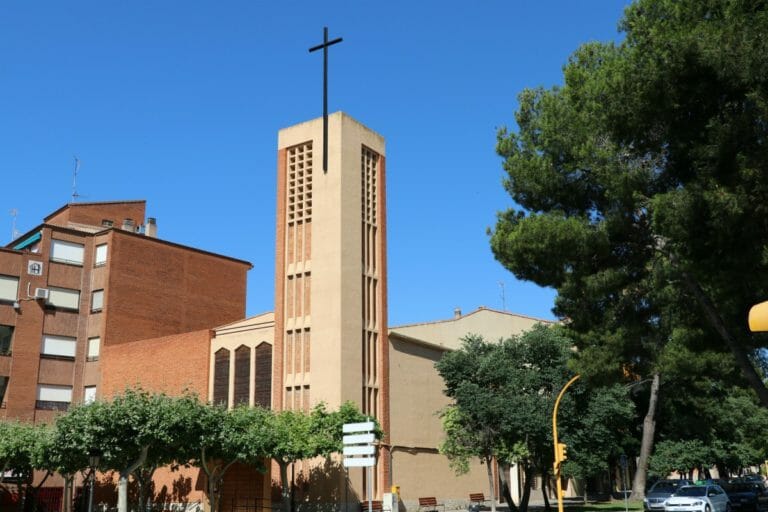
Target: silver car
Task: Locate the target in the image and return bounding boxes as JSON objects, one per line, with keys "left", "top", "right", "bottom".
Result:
{"left": 665, "top": 485, "right": 732, "bottom": 512}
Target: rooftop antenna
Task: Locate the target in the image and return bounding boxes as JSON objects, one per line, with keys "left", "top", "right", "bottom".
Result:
{"left": 71, "top": 156, "right": 81, "bottom": 202}
{"left": 499, "top": 281, "right": 506, "bottom": 312}
{"left": 10, "top": 209, "right": 20, "bottom": 241}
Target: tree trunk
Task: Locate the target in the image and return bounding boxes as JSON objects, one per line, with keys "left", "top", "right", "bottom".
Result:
{"left": 631, "top": 372, "right": 660, "bottom": 499}
{"left": 498, "top": 463, "right": 519, "bottom": 512}
{"left": 119, "top": 447, "right": 149, "bottom": 512}
{"left": 279, "top": 461, "right": 291, "bottom": 512}
{"left": 63, "top": 474, "right": 73, "bottom": 512}
{"left": 676, "top": 265, "right": 768, "bottom": 407}
{"left": 519, "top": 464, "right": 534, "bottom": 512}
{"left": 541, "top": 469, "right": 551, "bottom": 512}
{"left": 583, "top": 480, "right": 588, "bottom": 505}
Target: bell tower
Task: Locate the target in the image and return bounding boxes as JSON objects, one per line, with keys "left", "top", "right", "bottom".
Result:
{"left": 273, "top": 112, "right": 390, "bottom": 498}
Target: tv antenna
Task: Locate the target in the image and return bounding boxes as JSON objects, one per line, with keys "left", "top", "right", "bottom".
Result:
{"left": 10, "top": 209, "right": 20, "bottom": 241}
{"left": 71, "top": 156, "right": 81, "bottom": 202}
{"left": 499, "top": 281, "right": 506, "bottom": 312}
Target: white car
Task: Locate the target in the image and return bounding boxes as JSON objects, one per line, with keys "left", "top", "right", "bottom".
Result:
{"left": 665, "top": 485, "right": 732, "bottom": 512}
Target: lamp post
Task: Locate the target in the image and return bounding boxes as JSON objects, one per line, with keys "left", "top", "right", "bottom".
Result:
{"left": 87, "top": 448, "right": 102, "bottom": 512}
{"left": 552, "top": 374, "right": 580, "bottom": 512}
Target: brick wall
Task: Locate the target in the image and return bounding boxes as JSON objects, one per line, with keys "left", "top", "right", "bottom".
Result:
{"left": 100, "top": 329, "right": 211, "bottom": 399}
{"left": 45, "top": 201, "right": 146, "bottom": 228}
{"left": 104, "top": 230, "right": 249, "bottom": 345}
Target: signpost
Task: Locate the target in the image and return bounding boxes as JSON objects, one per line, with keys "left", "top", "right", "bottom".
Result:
{"left": 343, "top": 421, "right": 376, "bottom": 512}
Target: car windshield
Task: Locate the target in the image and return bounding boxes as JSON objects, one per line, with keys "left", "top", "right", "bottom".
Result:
{"left": 677, "top": 487, "right": 707, "bottom": 497}
{"left": 653, "top": 482, "right": 682, "bottom": 492}
{"left": 727, "top": 484, "right": 758, "bottom": 493}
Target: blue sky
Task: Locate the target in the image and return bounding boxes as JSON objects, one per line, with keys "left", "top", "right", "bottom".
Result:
{"left": 0, "top": 1, "right": 629, "bottom": 327}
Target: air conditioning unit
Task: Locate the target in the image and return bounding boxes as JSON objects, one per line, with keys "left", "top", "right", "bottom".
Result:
{"left": 34, "top": 288, "right": 50, "bottom": 300}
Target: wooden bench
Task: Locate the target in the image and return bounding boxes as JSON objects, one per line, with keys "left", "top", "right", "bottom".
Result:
{"left": 359, "top": 501, "right": 383, "bottom": 512}
{"left": 418, "top": 497, "right": 444, "bottom": 512}
{"left": 469, "top": 493, "right": 488, "bottom": 507}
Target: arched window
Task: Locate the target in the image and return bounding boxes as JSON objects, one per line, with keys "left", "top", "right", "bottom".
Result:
{"left": 254, "top": 342, "right": 272, "bottom": 408}
{"left": 213, "top": 348, "right": 230, "bottom": 406}
{"left": 234, "top": 345, "right": 250, "bottom": 406}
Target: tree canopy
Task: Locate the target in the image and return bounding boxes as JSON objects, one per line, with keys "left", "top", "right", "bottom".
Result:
{"left": 492, "top": 0, "right": 768, "bottom": 402}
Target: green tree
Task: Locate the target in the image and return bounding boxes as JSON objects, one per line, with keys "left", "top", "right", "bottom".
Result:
{"left": 0, "top": 420, "right": 54, "bottom": 512}
{"left": 267, "top": 403, "right": 376, "bottom": 512}
{"left": 649, "top": 440, "right": 712, "bottom": 480}
{"left": 491, "top": 0, "right": 768, "bottom": 495}
{"left": 184, "top": 403, "right": 272, "bottom": 512}
{"left": 561, "top": 384, "right": 636, "bottom": 502}
{"left": 436, "top": 325, "right": 577, "bottom": 512}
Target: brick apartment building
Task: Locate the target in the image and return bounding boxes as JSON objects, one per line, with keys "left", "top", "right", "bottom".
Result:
{"left": 0, "top": 200, "right": 251, "bottom": 422}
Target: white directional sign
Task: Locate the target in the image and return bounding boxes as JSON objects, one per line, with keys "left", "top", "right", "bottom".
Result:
{"left": 343, "top": 433, "right": 375, "bottom": 445}
{"left": 342, "top": 421, "right": 375, "bottom": 468}
{"left": 343, "top": 421, "right": 375, "bottom": 433}
{"left": 343, "top": 445, "right": 376, "bottom": 456}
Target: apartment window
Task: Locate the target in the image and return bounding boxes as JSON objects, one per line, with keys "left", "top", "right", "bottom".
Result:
{"left": 0, "top": 377, "right": 8, "bottom": 405}
{"left": 47, "top": 287, "right": 80, "bottom": 310}
{"left": 84, "top": 386, "right": 97, "bottom": 404}
{"left": 87, "top": 337, "right": 100, "bottom": 361}
{"left": 0, "top": 275, "right": 19, "bottom": 303}
{"left": 50, "top": 240, "right": 85, "bottom": 265}
{"left": 36, "top": 384, "right": 72, "bottom": 410}
{"left": 41, "top": 334, "right": 77, "bottom": 359}
{"left": 91, "top": 290, "right": 104, "bottom": 312}
{"left": 95, "top": 244, "right": 108, "bottom": 266}
{"left": 0, "top": 326, "right": 13, "bottom": 356}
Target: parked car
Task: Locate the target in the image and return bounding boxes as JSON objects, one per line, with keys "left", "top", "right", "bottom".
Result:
{"left": 644, "top": 480, "right": 695, "bottom": 512}
{"left": 664, "top": 484, "right": 731, "bottom": 512}
{"left": 723, "top": 480, "right": 768, "bottom": 511}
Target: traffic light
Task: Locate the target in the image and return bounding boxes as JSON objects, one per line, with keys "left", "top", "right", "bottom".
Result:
{"left": 749, "top": 301, "right": 768, "bottom": 332}
{"left": 557, "top": 442, "right": 568, "bottom": 463}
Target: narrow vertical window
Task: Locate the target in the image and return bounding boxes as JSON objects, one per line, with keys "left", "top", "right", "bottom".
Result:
{"left": 91, "top": 290, "right": 104, "bottom": 312}
{"left": 87, "top": 337, "right": 100, "bottom": 361}
{"left": 84, "top": 386, "right": 97, "bottom": 404}
{"left": 0, "top": 377, "right": 8, "bottom": 405}
{"left": 234, "top": 345, "right": 250, "bottom": 406}
{"left": 254, "top": 342, "right": 272, "bottom": 408}
{"left": 0, "top": 326, "right": 13, "bottom": 356}
{"left": 95, "top": 244, "right": 108, "bottom": 266}
{"left": 213, "top": 348, "right": 230, "bottom": 407}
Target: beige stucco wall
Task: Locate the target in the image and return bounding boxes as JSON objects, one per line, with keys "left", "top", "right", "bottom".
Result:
{"left": 387, "top": 308, "right": 556, "bottom": 505}
{"left": 391, "top": 307, "right": 550, "bottom": 351}
{"left": 388, "top": 335, "right": 489, "bottom": 503}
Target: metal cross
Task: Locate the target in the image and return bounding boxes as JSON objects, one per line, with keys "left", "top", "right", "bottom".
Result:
{"left": 309, "top": 27, "right": 343, "bottom": 173}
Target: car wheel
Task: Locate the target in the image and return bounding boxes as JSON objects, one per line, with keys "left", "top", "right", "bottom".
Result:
{"left": 705, "top": 505, "right": 711, "bottom": 512}
{"left": 726, "top": 504, "right": 732, "bottom": 512}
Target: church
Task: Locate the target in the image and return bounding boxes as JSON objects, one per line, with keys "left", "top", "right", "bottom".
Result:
{"left": 1, "top": 112, "right": 548, "bottom": 511}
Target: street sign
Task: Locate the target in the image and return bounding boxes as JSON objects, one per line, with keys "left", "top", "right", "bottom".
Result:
{"left": 342, "top": 421, "right": 375, "bottom": 468}
{"left": 343, "top": 445, "right": 376, "bottom": 456}
{"left": 343, "top": 421, "right": 375, "bottom": 433}
{"left": 343, "top": 433, "right": 375, "bottom": 445}
{"left": 343, "top": 457, "right": 376, "bottom": 468}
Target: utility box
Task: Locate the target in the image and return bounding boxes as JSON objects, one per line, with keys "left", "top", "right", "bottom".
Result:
{"left": 383, "top": 492, "right": 398, "bottom": 512}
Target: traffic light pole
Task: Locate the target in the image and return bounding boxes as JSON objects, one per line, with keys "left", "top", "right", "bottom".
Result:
{"left": 553, "top": 374, "right": 580, "bottom": 512}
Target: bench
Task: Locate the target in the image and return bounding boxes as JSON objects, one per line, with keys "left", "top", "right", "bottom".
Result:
{"left": 469, "top": 494, "right": 488, "bottom": 507}
{"left": 359, "top": 501, "right": 383, "bottom": 512}
{"left": 418, "top": 497, "right": 444, "bottom": 512}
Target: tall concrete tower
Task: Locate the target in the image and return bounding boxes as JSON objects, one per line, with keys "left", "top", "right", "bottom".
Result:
{"left": 273, "top": 112, "right": 390, "bottom": 499}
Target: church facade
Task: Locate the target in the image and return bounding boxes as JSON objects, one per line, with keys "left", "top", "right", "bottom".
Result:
{"left": 3, "top": 113, "right": 550, "bottom": 512}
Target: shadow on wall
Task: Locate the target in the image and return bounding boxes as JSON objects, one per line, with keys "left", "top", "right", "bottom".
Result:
{"left": 77, "top": 472, "right": 194, "bottom": 511}
{"left": 271, "top": 459, "right": 361, "bottom": 512}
